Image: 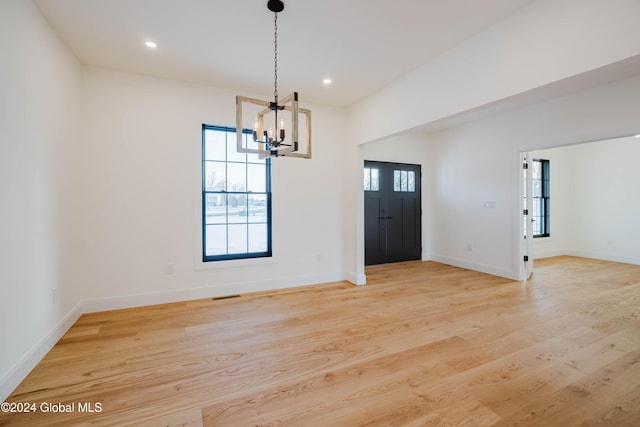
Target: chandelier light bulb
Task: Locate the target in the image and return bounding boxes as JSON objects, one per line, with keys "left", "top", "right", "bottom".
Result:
{"left": 279, "top": 117, "right": 286, "bottom": 140}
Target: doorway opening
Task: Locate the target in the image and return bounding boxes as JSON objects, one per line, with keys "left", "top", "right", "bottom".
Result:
{"left": 364, "top": 161, "right": 422, "bottom": 265}
{"left": 520, "top": 134, "right": 640, "bottom": 281}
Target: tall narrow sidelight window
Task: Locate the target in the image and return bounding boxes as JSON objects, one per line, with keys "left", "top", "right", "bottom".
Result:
{"left": 202, "top": 125, "right": 272, "bottom": 261}
{"left": 532, "top": 158, "right": 550, "bottom": 237}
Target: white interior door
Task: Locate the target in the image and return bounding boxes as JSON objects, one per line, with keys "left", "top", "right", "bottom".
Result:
{"left": 523, "top": 153, "right": 534, "bottom": 279}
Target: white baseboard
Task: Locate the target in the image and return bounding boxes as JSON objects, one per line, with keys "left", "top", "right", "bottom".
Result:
{"left": 344, "top": 271, "right": 367, "bottom": 286}
{"left": 564, "top": 250, "right": 640, "bottom": 266}
{"left": 533, "top": 248, "right": 570, "bottom": 260}
{"left": 82, "top": 271, "right": 347, "bottom": 314}
{"left": 431, "top": 255, "right": 517, "bottom": 280}
{"left": 0, "top": 301, "right": 83, "bottom": 402}
{"left": 533, "top": 248, "right": 640, "bottom": 265}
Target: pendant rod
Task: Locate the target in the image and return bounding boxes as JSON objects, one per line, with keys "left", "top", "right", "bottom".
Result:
{"left": 273, "top": 12, "right": 278, "bottom": 103}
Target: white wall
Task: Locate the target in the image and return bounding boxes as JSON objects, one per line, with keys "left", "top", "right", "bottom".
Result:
{"left": 348, "top": 0, "right": 640, "bottom": 144}
{"left": 428, "top": 128, "right": 517, "bottom": 278}
{"left": 78, "top": 67, "right": 348, "bottom": 311}
{"left": 342, "top": 141, "right": 365, "bottom": 285}
{"left": 533, "top": 137, "right": 640, "bottom": 264}
{"left": 363, "top": 132, "right": 432, "bottom": 261}
{"left": 568, "top": 136, "right": 640, "bottom": 263}
{"left": 0, "top": 0, "right": 83, "bottom": 400}
{"left": 427, "top": 73, "right": 640, "bottom": 280}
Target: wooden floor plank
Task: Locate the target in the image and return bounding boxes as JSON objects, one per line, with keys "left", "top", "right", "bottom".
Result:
{"left": 1, "top": 256, "right": 639, "bottom": 426}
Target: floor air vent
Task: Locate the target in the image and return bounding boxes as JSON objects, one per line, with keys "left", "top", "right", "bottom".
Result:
{"left": 212, "top": 295, "right": 240, "bottom": 301}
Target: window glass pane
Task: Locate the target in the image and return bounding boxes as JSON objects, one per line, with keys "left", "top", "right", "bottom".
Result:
{"left": 364, "top": 168, "right": 371, "bottom": 191}
{"left": 204, "top": 129, "right": 226, "bottom": 161}
{"left": 205, "top": 225, "right": 226, "bottom": 256}
{"left": 226, "top": 131, "right": 246, "bottom": 163}
{"left": 204, "top": 161, "right": 226, "bottom": 191}
{"left": 228, "top": 194, "right": 248, "bottom": 224}
{"left": 249, "top": 223, "right": 268, "bottom": 252}
{"left": 247, "top": 163, "right": 266, "bottom": 192}
{"left": 408, "top": 171, "right": 415, "bottom": 192}
{"left": 248, "top": 194, "right": 267, "bottom": 223}
{"left": 228, "top": 224, "right": 248, "bottom": 254}
{"left": 533, "top": 198, "right": 541, "bottom": 212}
{"left": 394, "top": 170, "right": 401, "bottom": 191}
{"left": 227, "top": 162, "right": 247, "bottom": 192}
{"left": 205, "top": 193, "right": 226, "bottom": 224}
{"left": 533, "top": 160, "right": 542, "bottom": 179}
{"left": 371, "top": 169, "right": 379, "bottom": 191}
{"left": 533, "top": 219, "right": 541, "bottom": 236}
{"left": 246, "top": 133, "right": 263, "bottom": 163}
{"left": 533, "top": 180, "right": 542, "bottom": 197}
{"left": 401, "top": 170, "right": 408, "bottom": 191}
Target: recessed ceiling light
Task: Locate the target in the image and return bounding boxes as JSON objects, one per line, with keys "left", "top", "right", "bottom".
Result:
{"left": 144, "top": 41, "right": 157, "bottom": 49}
{"left": 322, "top": 78, "right": 332, "bottom": 85}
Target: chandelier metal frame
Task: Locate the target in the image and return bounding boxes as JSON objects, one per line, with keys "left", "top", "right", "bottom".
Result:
{"left": 236, "top": 0, "right": 311, "bottom": 159}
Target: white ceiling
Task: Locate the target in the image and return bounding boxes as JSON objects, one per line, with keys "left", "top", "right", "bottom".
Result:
{"left": 34, "top": 0, "right": 536, "bottom": 107}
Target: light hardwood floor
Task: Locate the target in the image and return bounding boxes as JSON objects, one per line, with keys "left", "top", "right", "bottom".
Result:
{"left": 2, "top": 256, "right": 639, "bottom": 426}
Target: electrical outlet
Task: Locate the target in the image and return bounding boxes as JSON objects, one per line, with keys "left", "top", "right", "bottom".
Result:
{"left": 166, "top": 263, "right": 174, "bottom": 275}
{"left": 52, "top": 288, "right": 58, "bottom": 305}
{"left": 467, "top": 244, "right": 473, "bottom": 252}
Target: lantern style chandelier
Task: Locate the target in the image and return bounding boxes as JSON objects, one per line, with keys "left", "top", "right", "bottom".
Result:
{"left": 236, "top": 0, "right": 312, "bottom": 159}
